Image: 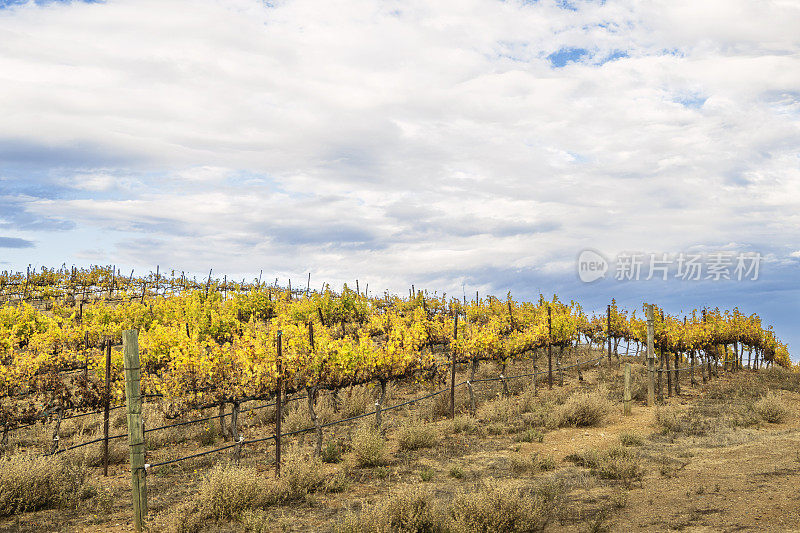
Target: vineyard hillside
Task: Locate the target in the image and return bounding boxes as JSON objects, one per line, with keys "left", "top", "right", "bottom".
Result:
{"left": 0, "top": 266, "right": 797, "bottom": 532}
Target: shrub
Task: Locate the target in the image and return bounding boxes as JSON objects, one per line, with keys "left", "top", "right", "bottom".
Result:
{"left": 565, "top": 446, "right": 643, "bottom": 485}
{"left": 655, "top": 403, "right": 747, "bottom": 437}
{"left": 509, "top": 453, "right": 538, "bottom": 475}
{"left": 450, "top": 416, "right": 478, "bottom": 434}
{"left": 283, "top": 397, "right": 337, "bottom": 435}
{"left": 165, "top": 457, "right": 335, "bottom": 532}
{"left": 594, "top": 447, "right": 643, "bottom": 484}
{"left": 92, "top": 485, "right": 115, "bottom": 515}
{"left": 519, "top": 401, "right": 557, "bottom": 429}
{"left": 278, "top": 454, "right": 328, "bottom": 501}
{"left": 283, "top": 403, "right": 312, "bottom": 435}
{"left": 324, "top": 469, "right": 350, "bottom": 493}
{"left": 195, "top": 424, "right": 218, "bottom": 447}
{"left": 162, "top": 501, "right": 205, "bottom": 533}
{"left": 448, "top": 463, "right": 465, "bottom": 479}
{"left": 351, "top": 423, "right": 388, "bottom": 467}
{"left": 112, "top": 412, "right": 127, "bottom": 428}
{"left": 335, "top": 481, "right": 562, "bottom": 533}
{"left": 509, "top": 453, "right": 556, "bottom": 474}
{"left": 336, "top": 486, "right": 442, "bottom": 533}
{"left": 754, "top": 392, "right": 790, "bottom": 423}
{"left": 538, "top": 455, "right": 556, "bottom": 471}
{"left": 553, "top": 390, "right": 611, "bottom": 427}
{"left": 398, "top": 420, "right": 438, "bottom": 451}
{"left": 198, "top": 463, "right": 272, "bottom": 520}
{"left": 618, "top": 432, "right": 644, "bottom": 447}
{"left": 758, "top": 367, "right": 800, "bottom": 393}
{"left": 71, "top": 437, "right": 127, "bottom": 467}
{"left": 0, "top": 454, "right": 87, "bottom": 516}
{"left": 517, "top": 428, "right": 544, "bottom": 443}
{"left": 341, "top": 385, "right": 377, "bottom": 418}
{"left": 322, "top": 439, "right": 343, "bottom": 463}
{"left": 241, "top": 510, "right": 284, "bottom": 533}
{"left": 429, "top": 389, "right": 470, "bottom": 420}
{"left": 447, "top": 481, "right": 560, "bottom": 533}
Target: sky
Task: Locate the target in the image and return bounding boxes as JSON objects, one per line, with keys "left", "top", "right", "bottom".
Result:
{"left": 0, "top": 0, "right": 798, "bottom": 359}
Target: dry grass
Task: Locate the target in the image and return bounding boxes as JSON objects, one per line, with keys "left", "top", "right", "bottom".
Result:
{"left": 322, "top": 439, "right": 344, "bottom": 463}
{"left": 397, "top": 418, "right": 438, "bottom": 451}
{"left": 0, "top": 454, "right": 89, "bottom": 517}
{"left": 336, "top": 480, "right": 564, "bottom": 533}
{"left": 517, "top": 428, "right": 545, "bottom": 443}
{"left": 428, "top": 389, "right": 472, "bottom": 420}
{"left": 196, "top": 463, "right": 273, "bottom": 521}
{"left": 282, "top": 396, "right": 336, "bottom": 436}
{"left": 449, "top": 415, "right": 478, "bottom": 435}
{"left": 477, "top": 396, "right": 517, "bottom": 425}
{"left": 509, "top": 452, "right": 556, "bottom": 474}
{"left": 447, "top": 480, "right": 563, "bottom": 533}
{"left": 603, "top": 362, "right": 649, "bottom": 401}
{"left": 162, "top": 455, "right": 339, "bottom": 533}
{"left": 240, "top": 509, "right": 287, "bottom": 533}
{"left": 336, "top": 486, "right": 442, "bottom": 533}
{"left": 350, "top": 422, "right": 389, "bottom": 467}
{"left": 476, "top": 383, "right": 610, "bottom": 432}
{"left": 754, "top": 392, "right": 790, "bottom": 423}
{"left": 755, "top": 367, "right": 800, "bottom": 393}
{"left": 656, "top": 398, "right": 762, "bottom": 439}
{"left": 618, "top": 431, "right": 645, "bottom": 447}
{"left": 340, "top": 385, "right": 380, "bottom": 419}
{"left": 552, "top": 389, "right": 612, "bottom": 428}
{"left": 565, "top": 446, "right": 644, "bottom": 486}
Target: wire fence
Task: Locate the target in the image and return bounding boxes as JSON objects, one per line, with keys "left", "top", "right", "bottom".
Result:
{"left": 137, "top": 352, "right": 616, "bottom": 472}
{"left": 25, "top": 350, "right": 732, "bottom": 464}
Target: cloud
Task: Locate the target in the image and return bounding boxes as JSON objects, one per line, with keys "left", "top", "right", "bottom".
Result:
{"left": 0, "top": 0, "right": 798, "bottom": 354}
{"left": 0, "top": 236, "right": 34, "bottom": 248}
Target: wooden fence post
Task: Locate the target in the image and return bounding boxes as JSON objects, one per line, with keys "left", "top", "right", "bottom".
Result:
{"left": 646, "top": 305, "right": 655, "bottom": 407}
{"left": 624, "top": 363, "right": 632, "bottom": 416}
{"left": 468, "top": 358, "right": 477, "bottom": 416}
{"left": 450, "top": 313, "right": 457, "bottom": 420}
{"left": 307, "top": 323, "right": 323, "bottom": 456}
{"left": 658, "top": 346, "right": 664, "bottom": 403}
{"left": 666, "top": 346, "right": 673, "bottom": 397}
{"left": 275, "top": 330, "right": 282, "bottom": 477}
{"left": 607, "top": 304, "right": 612, "bottom": 364}
{"left": 123, "top": 329, "right": 147, "bottom": 532}
{"left": 103, "top": 338, "right": 111, "bottom": 477}
{"left": 547, "top": 306, "right": 553, "bottom": 389}
{"left": 231, "top": 401, "right": 242, "bottom": 465}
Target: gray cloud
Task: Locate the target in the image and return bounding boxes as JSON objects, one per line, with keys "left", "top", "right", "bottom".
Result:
{"left": 0, "top": 236, "right": 34, "bottom": 248}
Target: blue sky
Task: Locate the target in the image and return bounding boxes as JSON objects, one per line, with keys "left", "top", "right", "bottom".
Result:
{"left": 0, "top": 0, "right": 799, "bottom": 359}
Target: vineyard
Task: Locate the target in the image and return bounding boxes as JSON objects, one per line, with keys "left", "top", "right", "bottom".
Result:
{"left": 0, "top": 265, "right": 797, "bottom": 532}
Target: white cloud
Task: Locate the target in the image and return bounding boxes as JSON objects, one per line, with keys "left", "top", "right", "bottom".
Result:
{"left": 0, "top": 0, "right": 798, "bottom": 295}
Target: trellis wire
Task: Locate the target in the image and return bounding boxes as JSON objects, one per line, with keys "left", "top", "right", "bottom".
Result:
{"left": 136, "top": 353, "right": 609, "bottom": 471}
